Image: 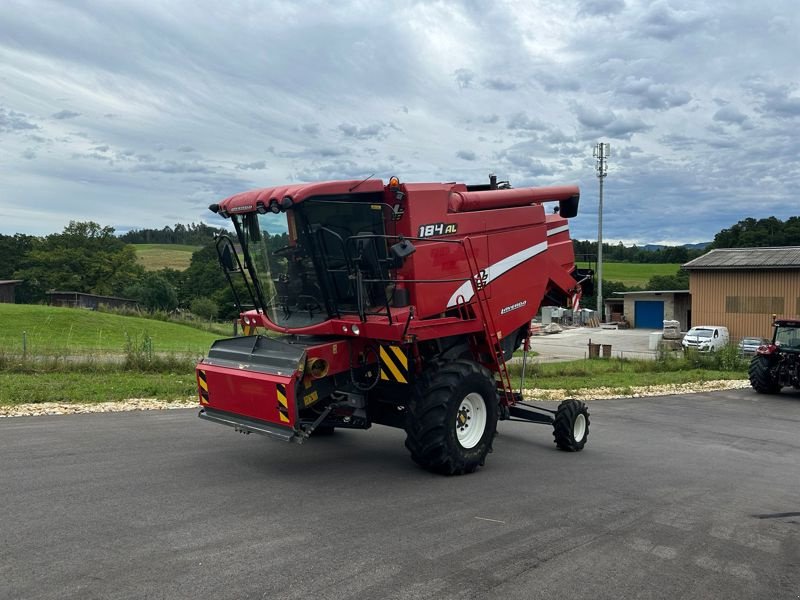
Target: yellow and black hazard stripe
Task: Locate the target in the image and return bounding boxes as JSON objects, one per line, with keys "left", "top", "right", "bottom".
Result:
{"left": 379, "top": 344, "right": 409, "bottom": 384}
{"left": 197, "top": 369, "right": 209, "bottom": 405}
{"left": 276, "top": 383, "right": 290, "bottom": 423}
{"left": 242, "top": 323, "right": 255, "bottom": 336}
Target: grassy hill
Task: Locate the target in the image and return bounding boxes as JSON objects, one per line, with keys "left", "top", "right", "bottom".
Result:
{"left": 132, "top": 244, "right": 201, "bottom": 271}
{"left": 577, "top": 262, "right": 683, "bottom": 288}
{"left": 0, "top": 304, "right": 223, "bottom": 355}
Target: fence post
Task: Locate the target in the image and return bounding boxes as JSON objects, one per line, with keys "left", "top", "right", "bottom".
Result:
{"left": 22, "top": 331, "right": 27, "bottom": 358}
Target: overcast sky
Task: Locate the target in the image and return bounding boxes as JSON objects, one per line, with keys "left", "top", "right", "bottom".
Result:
{"left": 1, "top": 0, "right": 798, "bottom": 244}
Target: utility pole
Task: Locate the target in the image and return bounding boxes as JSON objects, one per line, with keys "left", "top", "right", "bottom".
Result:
{"left": 593, "top": 142, "right": 609, "bottom": 322}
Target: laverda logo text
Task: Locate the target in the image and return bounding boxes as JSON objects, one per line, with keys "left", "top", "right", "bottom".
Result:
{"left": 500, "top": 300, "right": 527, "bottom": 315}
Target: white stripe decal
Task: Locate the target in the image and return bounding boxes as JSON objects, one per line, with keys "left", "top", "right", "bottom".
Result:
{"left": 447, "top": 241, "right": 549, "bottom": 308}
{"left": 547, "top": 224, "right": 569, "bottom": 236}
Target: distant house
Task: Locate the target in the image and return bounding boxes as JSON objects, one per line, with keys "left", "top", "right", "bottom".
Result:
{"left": 0, "top": 280, "right": 23, "bottom": 303}
{"left": 46, "top": 291, "right": 139, "bottom": 310}
{"left": 612, "top": 290, "right": 692, "bottom": 330}
{"left": 682, "top": 246, "right": 800, "bottom": 340}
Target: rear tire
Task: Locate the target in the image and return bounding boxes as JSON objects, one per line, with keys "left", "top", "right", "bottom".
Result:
{"left": 404, "top": 360, "right": 498, "bottom": 475}
{"left": 749, "top": 355, "right": 781, "bottom": 394}
{"left": 553, "top": 399, "right": 590, "bottom": 451}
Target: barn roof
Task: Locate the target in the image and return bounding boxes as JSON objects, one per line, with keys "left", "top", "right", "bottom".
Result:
{"left": 682, "top": 247, "right": 800, "bottom": 270}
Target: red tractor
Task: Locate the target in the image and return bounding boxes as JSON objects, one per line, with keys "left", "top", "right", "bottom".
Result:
{"left": 196, "top": 175, "right": 593, "bottom": 474}
{"left": 749, "top": 318, "right": 800, "bottom": 394}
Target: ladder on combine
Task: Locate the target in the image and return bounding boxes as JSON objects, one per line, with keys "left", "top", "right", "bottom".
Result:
{"left": 463, "top": 238, "right": 517, "bottom": 406}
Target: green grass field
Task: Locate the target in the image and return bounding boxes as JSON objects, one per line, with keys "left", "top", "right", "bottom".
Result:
{"left": 577, "top": 262, "right": 682, "bottom": 287}
{"left": 132, "top": 243, "right": 201, "bottom": 271}
{"left": 0, "top": 304, "right": 221, "bottom": 355}
{"left": 0, "top": 371, "right": 196, "bottom": 404}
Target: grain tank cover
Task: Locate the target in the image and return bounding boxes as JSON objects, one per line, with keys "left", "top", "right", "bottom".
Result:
{"left": 448, "top": 185, "right": 580, "bottom": 217}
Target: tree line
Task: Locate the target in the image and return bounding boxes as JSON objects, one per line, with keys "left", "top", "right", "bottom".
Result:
{"left": 1, "top": 215, "right": 797, "bottom": 319}
{"left": 572, "top": 240, "right": 702, "bottom": 265}
{"left": 118, "top": 222, "right": 227, "bottom": 245}
{"left": 0, "top": 221, "right": 285, "bottom": 319}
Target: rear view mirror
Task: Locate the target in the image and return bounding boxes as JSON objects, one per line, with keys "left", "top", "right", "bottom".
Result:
{"left": 218, "top": 238, "right": 239, "bottom": 272}
{"left": 246, "top": 215, "right": 262, "bottom": 242}
{"left": 389, "top": 238, "right": 416, "bottom": 268}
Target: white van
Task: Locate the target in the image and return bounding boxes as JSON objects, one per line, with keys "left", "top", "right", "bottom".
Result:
{"left": 682, "top": 326, "right": 730, "bottom": 352}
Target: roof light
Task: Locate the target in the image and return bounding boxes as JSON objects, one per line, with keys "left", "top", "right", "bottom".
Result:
{"left": 389, "top": 176, "right": 400, "bottom": 187}
{"left": 269, "top": 199, "right": 281, "bottom": 214}
{"left": 281, "top": 196, "right": 293, "bottom": 210}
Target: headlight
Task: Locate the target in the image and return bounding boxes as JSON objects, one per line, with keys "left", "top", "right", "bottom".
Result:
{"left": 351, "top": 324, "right": 360, "bottom": 336}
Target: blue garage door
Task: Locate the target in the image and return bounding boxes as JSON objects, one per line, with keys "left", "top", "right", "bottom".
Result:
{"left": 634, "top": 300, "right": 664, "bottom": 329}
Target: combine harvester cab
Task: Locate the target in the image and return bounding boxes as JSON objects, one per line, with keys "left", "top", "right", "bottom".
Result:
{"left": 197, "top": 175, "right": 593, "bottom": 474}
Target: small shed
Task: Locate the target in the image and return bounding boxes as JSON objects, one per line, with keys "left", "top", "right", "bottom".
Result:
{"left": 46, "top": 291, "right": 139, "bottom": 310}
{"left": 0, "top": 280, "right": 23, "bottom": 303}
{"left": 613, "top": 290, "right": 691, "bottom": 330}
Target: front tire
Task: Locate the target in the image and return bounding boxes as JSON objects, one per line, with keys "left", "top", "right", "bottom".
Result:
{"left": 404, "top": 360, "right": 498, "bottom": 475}
{"left": 553, "top": 399, "right": 590, "bottom": 451}
{"left": 749, "top": 355, "right": 781, "bottom": 394}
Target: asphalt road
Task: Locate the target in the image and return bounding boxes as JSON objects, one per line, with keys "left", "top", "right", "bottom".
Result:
{"left": 2, "top": 389, "right": 799, "bottom": 600}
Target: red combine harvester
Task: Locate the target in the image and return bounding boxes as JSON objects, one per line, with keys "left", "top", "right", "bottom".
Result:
{"left": 197, "top": 175, "right": 594, "bottom": 474}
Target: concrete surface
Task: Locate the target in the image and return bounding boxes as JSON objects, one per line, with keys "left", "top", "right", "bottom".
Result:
{"left": 527, "top": 326, "right": 662, "bottom": 362}
{"left": 1, "top": 388, "right": 799, "bottom": 599}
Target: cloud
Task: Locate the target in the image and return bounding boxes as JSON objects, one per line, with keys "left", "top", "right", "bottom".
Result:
{"left": 618, "top": 77, "right": 691, "bottom": 110}
{"left": 456, "top": 150, "right": 476, "bottom": 161}
{"left": 131, "top": 159, "right": 212, "bottom": 174}
{"left": 338, "top": 123, "right": 387, "bottom": 140}
{"left": 507, "top": 112, "right": 547, "bottom": 131}
{"left": 482, "top": 78, "right": 517, "bottom": 92}
{"left": 713, "top": 105, "right": 748, "bottom": 125}
{"left": 453, "top": 68, "right": 475, "bottom": 89}
{"left": 574, "top": 104, "right": 652, "bottom": 140}
{"left": 236, "top": 160, "right": 266, "bottom": 170}
{"left": 637, "top": 1, "right": 706, "bottom": 40}
{"left": 743, "top": 79, "right": 800, "bottom": 119}
{"left": 576, "top": 0, "right": 626, "bottom": 17}
{"left": 0, "top": 107, "right": 38, "bottom": 132}
{"left": 534, "top": 72, "right": 582, "bottom": 93}
{"left": 51, "top": 110, "right": 82, "bottom": 120}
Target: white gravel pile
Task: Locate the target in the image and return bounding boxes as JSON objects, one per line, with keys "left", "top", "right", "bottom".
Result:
{"left": 0, "top": 379, "right": 752, "bottom": 417}
{"left": 523, "top": 379, "right": 751, "bottom": 401}
{"left": 0, "top": 398, "right": 197, "bottom": 418}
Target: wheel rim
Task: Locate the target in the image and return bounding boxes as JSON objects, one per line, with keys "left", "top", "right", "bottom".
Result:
{"left": 455, "top": 392, "right": 487, "bottom": 449}
{"left": 573, "top": 413, "right": 586, "bottom": 442}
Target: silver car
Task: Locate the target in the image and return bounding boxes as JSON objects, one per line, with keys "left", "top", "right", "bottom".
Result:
{"left": 738, "top": 337, "right": 769, "bottom": 357}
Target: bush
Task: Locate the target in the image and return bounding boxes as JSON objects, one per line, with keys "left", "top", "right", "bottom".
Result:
{"left": 190, "top": 297, "right": 219, "bottom": 320}
{"left": 681, "top": 346, "right": 745, "bottom": 372}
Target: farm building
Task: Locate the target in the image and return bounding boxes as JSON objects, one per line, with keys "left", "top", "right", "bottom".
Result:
{"left": 682, "top": 247, "right": 800, "bottom": 341}
{"left": 611, "top": 290, "right": 691, "bottom": 331}
{"left": 46, "top": 291, "right": 139, "bottom": 310}
{"left": 0, "top": 280, "right": 23, "bottom": 303}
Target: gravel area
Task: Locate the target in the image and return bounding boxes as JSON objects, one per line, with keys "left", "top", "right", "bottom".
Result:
{"left": 0, "top": 398, "right": 197, "bottom": 418}
{"left": 0, "top": 379, "right": 751, "bottom": 417}
{"left": 523, "top": 379, "right": 751, "bottom": 401}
